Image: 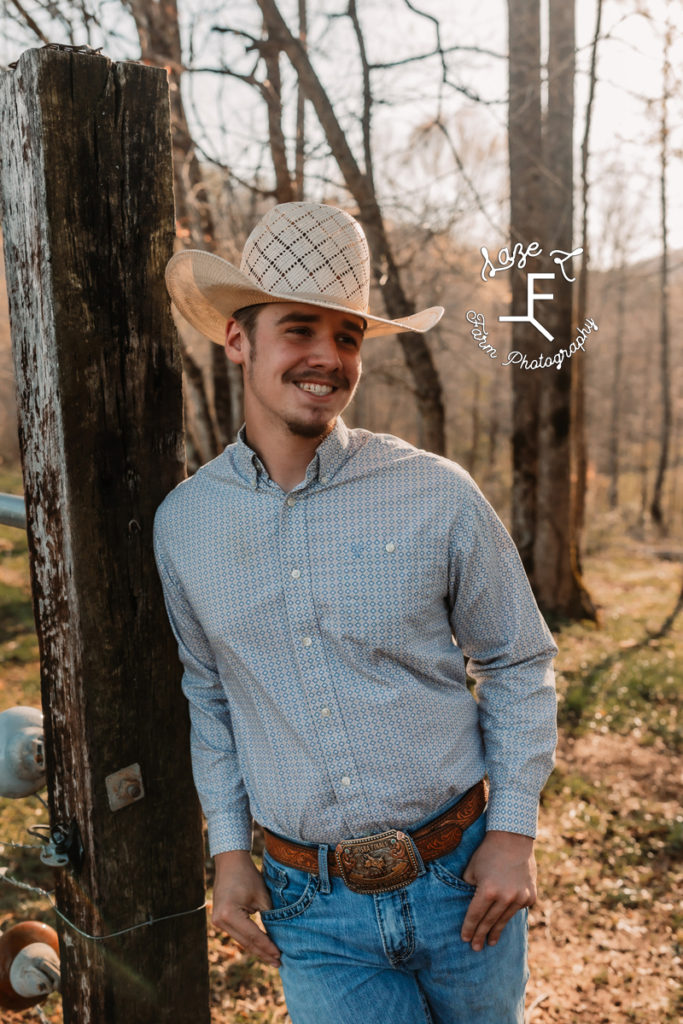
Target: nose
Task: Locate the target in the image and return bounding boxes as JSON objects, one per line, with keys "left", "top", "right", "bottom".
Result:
{"left": 306, "top": 330, "right": 343, "bottom": 370}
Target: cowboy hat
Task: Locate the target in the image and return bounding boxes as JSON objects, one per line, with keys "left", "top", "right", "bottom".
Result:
{"left": 165, "top": 202, "right": 444, "bottom": 344}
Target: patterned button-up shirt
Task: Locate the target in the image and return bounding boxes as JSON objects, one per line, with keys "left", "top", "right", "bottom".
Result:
{"left": 153, "top": 419, "right": 558, "bottom": 856}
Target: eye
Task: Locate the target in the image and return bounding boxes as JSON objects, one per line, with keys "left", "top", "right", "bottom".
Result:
{"left": 286, "top": 325, "right": 313, "bottom": 337}
{"left": 338, "top": 334, "right": 361, "bottom": 349}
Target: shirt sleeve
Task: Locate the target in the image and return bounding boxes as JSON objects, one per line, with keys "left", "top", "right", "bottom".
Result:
{"left": 447, "top": 471, "right": 558, "bottom": 838}
{"left": 153, "top": 512, "right": 252, "bottom": 855}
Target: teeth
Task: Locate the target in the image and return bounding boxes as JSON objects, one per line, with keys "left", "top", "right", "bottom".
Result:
{"left": 297, "top": 382, "right": 334, "bottom": 395}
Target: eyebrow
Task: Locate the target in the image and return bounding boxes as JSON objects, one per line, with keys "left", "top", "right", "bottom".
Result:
{"left": 275, "top": 311, "right": 366, "bottom": 336}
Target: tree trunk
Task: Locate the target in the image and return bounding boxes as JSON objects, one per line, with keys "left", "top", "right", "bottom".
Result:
{"left": 607, "top": 269, "right": 626, "bottom": 509}
{"left": 572, "top": 0, "right": 602, "bottom": 547}
{"left": 0, "top": 47, "right": 209, "bottom": 1023}
{"left": 508, "top": 0, "right": 595, "bottom": 618}
{"left": 468, "top": 375, "right": 481, "bottom": 476}
{"left": 262, "top": 37, "right": 295, "bottom": 202}
{"left": 507, "top": 0, "right": 544, "bottom": 573}
{"left": 294, "top": 0, "right": 308, "bottom": 199}
{"left": 534, "top": 0, "right": 595, "bottom": 618}
{"left": 182, "top": 344, "right": 222, "bottom": 464}
{"left": 128, "top": 0, "right": 233, "bottom": 457}
{"left": 650, "top": 23, "right": 673, "bottom": 531}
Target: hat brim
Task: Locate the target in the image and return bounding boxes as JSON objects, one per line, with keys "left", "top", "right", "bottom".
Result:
{"left": 165, "top": 250, "right": 444, "bottom": 345}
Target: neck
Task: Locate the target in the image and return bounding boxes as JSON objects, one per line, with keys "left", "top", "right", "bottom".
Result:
{"left": 244, "top": 418, "right": 333, "bottom": 492}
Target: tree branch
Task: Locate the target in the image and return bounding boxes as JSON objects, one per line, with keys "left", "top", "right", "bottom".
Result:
{"left": 402, "top": 0, "right": 448, "bottom": 82}
{"left": 370, "top": 43, "right": 506, "bottom": 70}
{"left": 294, "top": 0, "right": 307, "bottom": 199}
{"left": 347, "top": 0, "right": 374, "bottom": 192}
{"left": 210, "top": 25, "right": 260, "bottom": 46}
{"left": 6, "top": 0, "right": 51, "bottom": 44}
{"left": 261, "top": 31, "right": 295, "bottom": 201}
{"left": 429, "top": 118, "right": 505, "bottom": 235}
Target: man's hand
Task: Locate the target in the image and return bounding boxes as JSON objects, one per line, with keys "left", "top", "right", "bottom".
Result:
{"left": 460, "top": 830, "right": 536, "bottom": 952}
{"left": 212, "top": 850, "right": 282, "bottom": 968}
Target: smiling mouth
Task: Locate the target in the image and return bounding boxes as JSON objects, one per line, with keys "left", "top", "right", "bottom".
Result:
{"left": 295, "top": 382, "right": 336, "bottom": 396}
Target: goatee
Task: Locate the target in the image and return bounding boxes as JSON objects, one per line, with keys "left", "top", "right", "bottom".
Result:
{"left": 284, "top": 417, "right": 335, "bottom": 440}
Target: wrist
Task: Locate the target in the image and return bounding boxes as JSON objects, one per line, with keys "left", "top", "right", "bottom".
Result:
{"left": 485, "top": 830, "right": 535, "bottom": 847}
{"left": 214, "top": 848, "right": 254, "bottom": 874}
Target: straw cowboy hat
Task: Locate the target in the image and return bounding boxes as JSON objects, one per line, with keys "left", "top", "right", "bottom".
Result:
{"left": 165, "top": 202, "right": 444, "bottom": 344}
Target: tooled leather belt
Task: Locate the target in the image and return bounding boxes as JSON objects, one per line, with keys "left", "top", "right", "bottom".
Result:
{"left": 262, "top": 778, "right": 487, "bottom": 895}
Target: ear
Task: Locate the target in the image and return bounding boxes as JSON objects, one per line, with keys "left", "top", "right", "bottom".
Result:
{"left": 224, "top": 318, "right": 248, "bottom": 366}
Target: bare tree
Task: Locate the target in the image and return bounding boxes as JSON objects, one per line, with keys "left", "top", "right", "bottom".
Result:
{"left": 572, "top": 0, "right": 602, "bottom": 540}
{"left": 650, "top": 14, "right": 674, "bottom": 531}
{"left": 507, "top": 0, "right": 544, "bottom": 573}
{"left": 293, "top": 0, "right": 307, "bottom": 200}
{"left": 125, "top": 0, "right": 235, "bottom": 458}
{"left": 507, "top": 0, "right": 595, "bottom": 618}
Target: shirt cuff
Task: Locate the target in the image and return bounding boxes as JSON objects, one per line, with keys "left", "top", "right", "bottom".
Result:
{"left": 485, "top": 787, "right": 540, "bottom": 839}
{"left": 207, "top": 813, "right": 253, "bottom": 856}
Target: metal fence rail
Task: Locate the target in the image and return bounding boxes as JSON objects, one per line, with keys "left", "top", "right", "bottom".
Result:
{"left": 0, "top": 492, "right": 27, "bottom": 529}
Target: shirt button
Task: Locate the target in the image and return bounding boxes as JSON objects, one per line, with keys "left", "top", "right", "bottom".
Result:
{"left": 321, "top": 707, "right": 331, "bottom": 717}
{"left": 320, "top": 475, "right": 328, "bottom": 484}
{"left": 287, "top": 497, "right": 296, "bottom": 507}
{"left": 302, "top": 636, "right": 312, "bottom": 647}
{"left": 341, "top": 776, "right": 351, "bottom": 787}
{"left": 291, "top": 569, "right": 301, "bottom": 579}
{"left": 385, "top": 542, "right": 395, "bottom": 552}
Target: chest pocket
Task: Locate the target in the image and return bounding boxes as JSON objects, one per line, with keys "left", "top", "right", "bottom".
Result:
{"left": 314, "top": 531, "right": 448, "bottom": 650}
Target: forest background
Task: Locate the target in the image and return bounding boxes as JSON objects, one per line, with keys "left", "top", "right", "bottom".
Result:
{"left": 0, "top": 0, "right": 681, "bottom": 1022}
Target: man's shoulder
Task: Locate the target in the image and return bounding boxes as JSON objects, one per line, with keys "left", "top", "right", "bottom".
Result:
{"left": 347, "top": 426, "right": 472, "bottom": 486}
{"left": 154, "top": 446, "right": 241, "bottom": 533}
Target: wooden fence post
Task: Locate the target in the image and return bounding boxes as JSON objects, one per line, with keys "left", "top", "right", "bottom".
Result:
{"left": 0, "top": 47, "right": 210, "bottom": 1023}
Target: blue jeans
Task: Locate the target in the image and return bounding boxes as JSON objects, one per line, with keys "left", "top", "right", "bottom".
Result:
{"left": 260, "top": 807, "right": 529, "bottom": 1024}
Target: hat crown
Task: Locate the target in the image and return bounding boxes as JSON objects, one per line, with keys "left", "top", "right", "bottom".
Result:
{"left": 239, "top": 203, "right": 371, "bottom": 313}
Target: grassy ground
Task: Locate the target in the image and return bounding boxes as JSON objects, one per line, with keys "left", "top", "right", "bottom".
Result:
{"left": 0, "top": 467, "right": 681, "bottom": 1023}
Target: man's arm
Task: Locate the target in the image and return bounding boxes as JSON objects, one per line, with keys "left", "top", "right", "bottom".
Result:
{"left": 154, "top": 513, "right": 283, "bottom": 965}
{"left": 447, "top": 471, "right": 557, "bottom": 948}
{"left": 153, "top": 522, "right": 252, "bottom": 851}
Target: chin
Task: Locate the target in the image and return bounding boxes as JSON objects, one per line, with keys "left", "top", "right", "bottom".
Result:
{"left": 285, "top": 416, "right": 336, "bottom": 440}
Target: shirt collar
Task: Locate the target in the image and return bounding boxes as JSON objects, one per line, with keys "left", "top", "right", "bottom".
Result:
{"left": 314, "top": 418, "right": 350, "bottom": 484}
{"left": 234, "top": 418, "right": 351, "bottom": 490}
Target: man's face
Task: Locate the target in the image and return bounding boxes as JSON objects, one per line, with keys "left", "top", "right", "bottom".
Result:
{"left": 226, "top": 302, "right": 364, "bottom": 440}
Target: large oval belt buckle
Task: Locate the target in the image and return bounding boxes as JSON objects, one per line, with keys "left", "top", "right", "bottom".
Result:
{"left": 334, "top": 829, "right": 420, "bottom": 894}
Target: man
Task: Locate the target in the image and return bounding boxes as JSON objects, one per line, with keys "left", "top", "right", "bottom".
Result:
{"left": 154, "top": 202, "right": 558, "bottom": 1024}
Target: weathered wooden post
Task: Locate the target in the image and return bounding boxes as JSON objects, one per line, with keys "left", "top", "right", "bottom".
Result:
{"left": 0, "top": 47, "right": 210, "bottom": 1022}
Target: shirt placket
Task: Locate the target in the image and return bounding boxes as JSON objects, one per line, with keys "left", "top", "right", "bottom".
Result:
{"left": 279, "top": 490, "right": 370, "bottom": 837}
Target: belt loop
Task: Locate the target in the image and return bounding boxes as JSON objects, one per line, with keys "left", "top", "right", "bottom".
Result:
{"left": 404, "top": 832, "right": 426, "bottom": 877}
{"left": 317, "top": 843, "right": 331, "bottom": 893}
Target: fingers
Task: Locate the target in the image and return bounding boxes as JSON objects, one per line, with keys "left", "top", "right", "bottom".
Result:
{"left": 213, "top": 905, "right": 282, "bottom": 968}
{"left": 461, "top": 887, "right": 534, "bottom": 952}
{"left": 486, "top": 901, "right": 525, "bottom": 947}
{"left": 460, "top": 889, "right": 494, "bottom": 949}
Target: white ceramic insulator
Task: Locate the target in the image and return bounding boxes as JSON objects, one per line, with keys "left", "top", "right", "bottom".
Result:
{"left": 7, "top": 727, "right": 44, "bottom": 781}
{"left": 9, "top": 942, "right": 60, "bottom": 998}
{"left": 0, "top": 707, "right": 46, "bottom": 798}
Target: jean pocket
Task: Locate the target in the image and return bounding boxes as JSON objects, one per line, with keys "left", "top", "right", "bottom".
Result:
{"left": 429, "top": 809, "right": 486, "bottom": 891}
{"left": 260, "top": 849, "right": 320, "bottom": 922}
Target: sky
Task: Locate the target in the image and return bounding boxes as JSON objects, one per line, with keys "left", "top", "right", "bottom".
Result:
{"left": 178, "top": 0, "right": 683, "bottom": 266}
{"left": 0, "top": 0, "right": 681, "bottom": 266}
